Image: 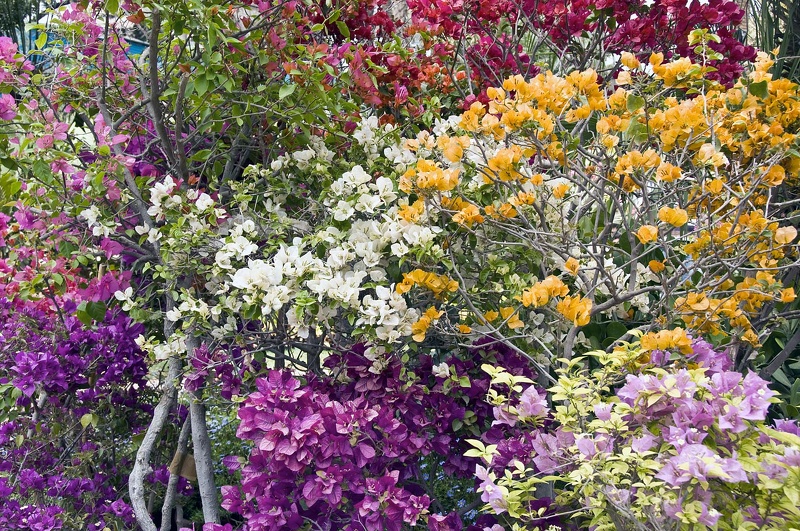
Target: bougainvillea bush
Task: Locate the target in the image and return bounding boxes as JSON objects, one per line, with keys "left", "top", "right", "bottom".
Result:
{"left": 0, "top": 0, "right": 798, "bottom": 529}
{"left": 221, "top": 341, "right": 537, "bottom": 529}
{"left": 471, "top": 336, "right": 800, "bottom": 530}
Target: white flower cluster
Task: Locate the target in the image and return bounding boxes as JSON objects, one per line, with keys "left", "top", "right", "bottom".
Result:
{"left": 165, "top": 295, "right": 210, "bottom": 322}
{"left": 230, "top": 243, "right": 321, "bottom": 315}
{"left": 78, "top": 205, "right": 117, "bottom": 237}
{"left": 146, "top": 175, "right": 178, "bottom": 221}
{"left": 327, "top": 165, "right": 398, "bottom": 219}
{"left": 353, "top": 116, "right": 396, "bottom": 161}
{"left": 357, "top": 285, "right": 418, "bottom": 342}
{"left": 213, "top": 145, "right": 448, "bottom": 347}
{"left": 214, "top": 220, "right": 259, "bottom": 270}
{"left": 135, "top": 333, "right": 186, "bottom": 361}
{"left": 271, "top": 134, "right": 336, "bottom": 173}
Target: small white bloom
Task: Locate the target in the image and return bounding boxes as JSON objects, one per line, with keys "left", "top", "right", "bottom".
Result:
{"left": 391, "top": 242, "right": 409, "bottom": 257}
{"left": 114, "top": 287, "right": 133, "bottom": 301}
{"left": 226, "top": 235, "right": 258, "bottom": 258}
{"left": 369, "top": 269, "right": 387, "bottom": 282}
{"left": 147, "top": 228, "right": 162, "bottom": 243}
{"left": 332, "top": 200, "right": 355, "bottom": 222}
{"left": 164, "top": 195, "right": 183, "bottom": 210}
{"left": 79, "top": 205, "right": 101, "bottom": 226}
{"left": 166, "top": 309, "right": 182, "bottom": 322}
{"left": 215, "top": 250, "right": 233, "bottom": 269}
{"left": 355, "top": 193, "right": 382, "bottom": 214}
{"left": 432, "top": 362, "right": 450, "bottom": 379}
{"left": 92, "top": 224, "right": 113, "bottom": 237}
{"left": 195, "top": 193, "right": 214, "bottom": 211}
{"left": 147, "top": 203, "right": 164, "bottom": 219}
{"left": 240, "top": 219, "right": 256, "bottom": 233}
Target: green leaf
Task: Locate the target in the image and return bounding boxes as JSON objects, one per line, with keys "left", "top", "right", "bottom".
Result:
{"left": 0, "top": 174, "right": 20, "bottom": 199}
{"left": 106, "top": 0, "right": 119, "bottom": 13}
{"left": 773, "top": 367, "right": 792, "bottom": 388}
{"left": 279, "top": 83, "right": 296, "bottom": 100}
{"left": 626, "top": 94, "right": 645, "bottom": 113}
{"left": 195, "top": 75, "right": 208, "bottom": 96}
{"left": 624, "top": 119, "right": 648, "bottom": 143}
{"left": 80, "top": 413, "right": 98, "bottom": 429}
{"left": 749, "top": 80, "right": 769, "bottom": 99}
{"left": 32, "top": 159, "right": 53, "bottom": 183}
{"left": 605, "top": 321, "right": 628, "bottom": 341}
{"left": 76, "top": 306, "right": 92, "bottom": 326}
{"left": 77, "top": 301, "right": 106, "bottom": 325}
{"left": 35, "top": 32, "right": 47, "bottom": 50}
{"left": 335, "top": 20, "right": 350, "bottom": 39}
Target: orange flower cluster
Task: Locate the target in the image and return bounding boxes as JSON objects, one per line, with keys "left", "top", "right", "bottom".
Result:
{"left": 556, "top": 295, "right": 592, "bottom": 326}
{"left": 611, "top": 150, "right": 661, "bottom": 192}
{"left": 392, "top": 53, "right": 800, "bottom": 348}
{"left": 684, "top": 210, "right": 794, "bottom": 266}
{"left": 675, "top": 270, "right": 796, "bottom": 343}
{"left": 519, "top": 276, "right": 569, "bottom": 307}
{"left": 442, "top": 196, "right": 485, "bottom": 226}
{"left": 483, "top": 306, "right": 525, "bottom": 330}
{"left": 397, "top": 199, "right": 425, "bottom": 223}
{"left": 437, "top": 135, "right": 470, "bottom": 163}
{"left": 399, "top": 159, "right": 459, "bottom": 194}
{"left": 412, "top": 306, "right": 444, "bottom": 342}
{"left": 396, "top": 269, "right": 459, "bottom": 299}
{"left": 640, "top": 328, "right": 693, "bottom": 354}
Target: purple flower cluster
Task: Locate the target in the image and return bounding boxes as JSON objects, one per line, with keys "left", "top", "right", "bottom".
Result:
{"left": 0, "top": 298, "right": 149, "bottom": 530}
{"left": 184, "top": 343, "right": 244, "bottom": 400}
{"left": 614, "top": 358, "right": 783, "bottom": 527}
{"left": 477, "top": 339, "right": 797, "bottom": 529}
{"left": 222, "top": 340, "right": 536, "bottom": 530}
{"left": 0, "top": 299, "right": 147, "bottom": 405}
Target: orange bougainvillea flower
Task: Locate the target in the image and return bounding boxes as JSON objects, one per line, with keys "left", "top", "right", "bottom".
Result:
{"left": 552, "top": 183, "right": 570, "bottom": 199}
{"left": 556, "top": 295, "right": 592, "bottom": 326}
{"left": 648, "top": 260, "right": 666, "bottom": 273}
{"left": 656, "top": 162, "right": 682, "bottom": 182}
{"left": 519, "top": 276, "right": 569, "bottom": 307}
{"left": 396, "top": 269, "right": 459, "bottom": 298}
{"left": 640, "top": 328, "right": 693, "bottom": 354}
{"left": 781, "top": 288, "right": 796, "bottom": 303}
{"left": 398, "top": 199, "right": 425, "bottom": 222}
{"left": 658, "top": 206, "right": 689, "bottom": 227}
{"left": 636, "top": 225, "right": 658, "bottom": 244}
{"left": 621, "top": 51, "right": 641, "bottom": 70}
{"left": 452, "top": 204, "right": 485, "bottom": 226}
{"left": 499, "top": 307, "right": 524, "bottom": 329}
{"left": 412, "top": 306, "right": 444, "bottom": 342}
{"left": 564, "top": 257, "right": 580, "bottom": 276}
{"left": 437, "top": 135, "right": 470, "bottom": 163}
{"left": 775, "top": 226, "right": 797, "bottom": 245}
{"left": 761, "top": 165, "right": 785, "bottom": 187}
